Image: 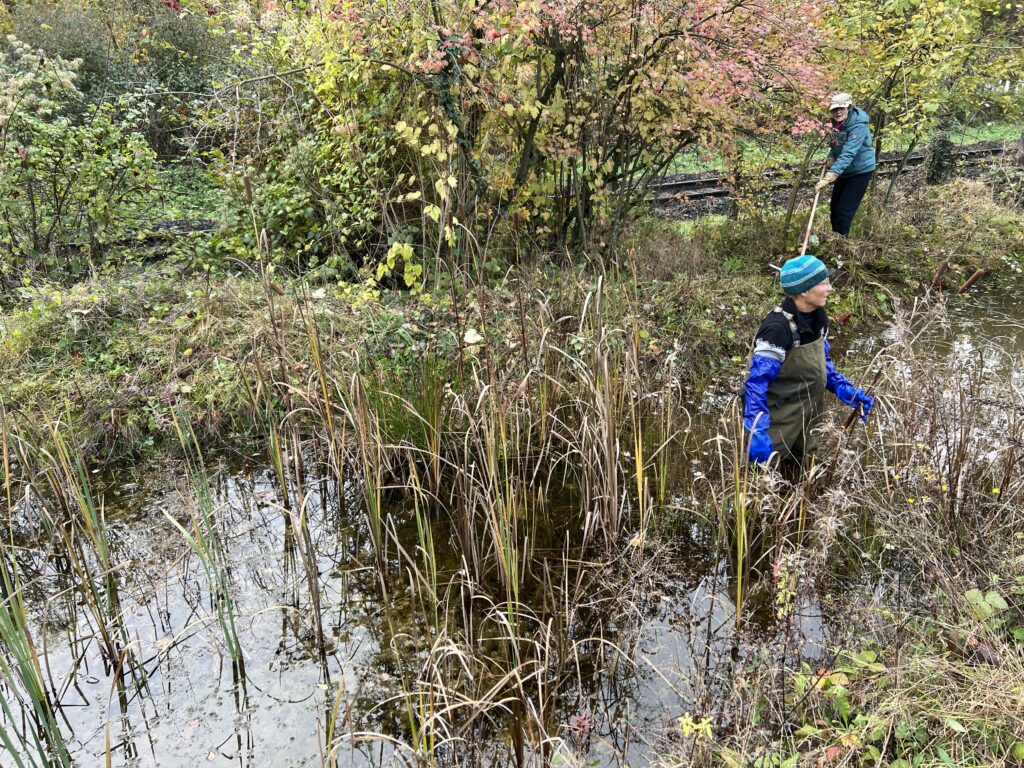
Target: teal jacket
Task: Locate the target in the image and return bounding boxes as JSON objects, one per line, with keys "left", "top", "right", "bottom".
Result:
{"left": 828, "top": 107, "right": 876, "bottom": 178}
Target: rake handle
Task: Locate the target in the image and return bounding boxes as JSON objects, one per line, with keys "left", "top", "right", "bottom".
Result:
{"left": 799, "top": 166, "right": 829, "bottom": 257}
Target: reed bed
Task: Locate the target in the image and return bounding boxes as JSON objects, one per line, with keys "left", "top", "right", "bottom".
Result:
{"left": 0, "top": 412, "right": 140, "bottom": 768}
{"left": 3, "top": 278, "right": 1024, "bottom": 767}
{"left": 226, "top": 270, "right": 711, "bottom": 763}
{"left": 653, "top": 299, "right": 1024, "bottom": 767}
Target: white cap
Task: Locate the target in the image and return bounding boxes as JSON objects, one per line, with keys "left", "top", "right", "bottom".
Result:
{"left": 829, "top": 92, "right": 853, "bottom": 110}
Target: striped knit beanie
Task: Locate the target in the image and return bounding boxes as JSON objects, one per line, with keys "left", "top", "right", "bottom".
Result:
{"left": 780, "top": 255, "right": 829, "bottom": 295}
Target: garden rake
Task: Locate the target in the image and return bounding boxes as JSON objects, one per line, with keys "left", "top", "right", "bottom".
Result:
{"left": 799, "top": 165, "right": 829, "bottom": 257}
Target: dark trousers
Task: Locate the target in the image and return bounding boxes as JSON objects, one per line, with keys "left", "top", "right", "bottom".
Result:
{"left": 830, "top": 170, "right": 873, "bottom": 236}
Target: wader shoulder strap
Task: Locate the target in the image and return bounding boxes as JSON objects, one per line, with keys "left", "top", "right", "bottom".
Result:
{"left": 772, "top": 305, "right": 800, "bottom": 349}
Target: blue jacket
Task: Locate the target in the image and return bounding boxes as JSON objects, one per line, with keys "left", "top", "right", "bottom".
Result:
{"left": 828, "top": 106, "right": 876, "bottom": 178}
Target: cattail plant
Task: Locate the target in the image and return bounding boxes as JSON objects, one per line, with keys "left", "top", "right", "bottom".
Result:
{"left": 345, "top": 372, "right": 391, "bottom": 590}
{"left": 0, "top": 408, "right": 71, "bottom": 768}
{"left": 19, "top": 424, "right": 136, "bottom": 683}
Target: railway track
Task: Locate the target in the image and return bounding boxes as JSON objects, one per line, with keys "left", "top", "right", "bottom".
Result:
{"left": 650, "top": 144, "right": 1007, "bottom": 204}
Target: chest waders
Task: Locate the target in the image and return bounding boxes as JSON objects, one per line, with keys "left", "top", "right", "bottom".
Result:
{"left": 766, "top": 307, "right": 827, "bottom": 462}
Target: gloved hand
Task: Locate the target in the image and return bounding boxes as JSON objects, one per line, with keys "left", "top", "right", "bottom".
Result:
{"left": 747, "top": 429, "right": 774, "bottom": 464}
{"left": 823, "top": 157, "right": 834, "bottom": 169}
{"left": 834, "top": 382, "right": 875, "bottom": 422}
{"left": 852, "top": 390, "right": 874, "bottom": 421}
{"left": 814, "top": 172, "right": 838, "bottom": 192}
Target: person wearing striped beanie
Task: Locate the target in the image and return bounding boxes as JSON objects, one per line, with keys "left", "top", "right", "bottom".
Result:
{"left": 742, "top": 254, "right": 874, "bottom": 467}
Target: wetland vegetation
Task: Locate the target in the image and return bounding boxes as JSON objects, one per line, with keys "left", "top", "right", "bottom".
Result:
{"left": 2, "top": 1, "right": 1024, "bottom": 766}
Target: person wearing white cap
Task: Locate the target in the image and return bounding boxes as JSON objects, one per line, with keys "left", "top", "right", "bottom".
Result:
{"left": 813, "top": 93, "right": 877, "bottom": 236}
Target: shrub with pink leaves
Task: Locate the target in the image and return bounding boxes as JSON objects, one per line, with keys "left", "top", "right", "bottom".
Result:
{"left": 215, "top": 0, "right": 834, "bottom": 280}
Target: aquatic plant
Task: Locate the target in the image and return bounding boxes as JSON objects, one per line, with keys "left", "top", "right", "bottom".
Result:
{"left": 5, "top": 253, "right": 1024, "bottom": 768}
{"left": 165, "top": 414, "right": 244, "bottom": 666}
{"left": 0, "top": 557, "right": 71, "bottom": 768}
{"left": 0, "top": 408, "right": 70, "bottom": 768}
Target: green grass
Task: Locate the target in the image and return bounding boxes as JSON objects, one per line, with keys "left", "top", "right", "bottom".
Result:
{"left": 949, "top": 120, "right": 1024, "bottom": 145}
{"left": 151, "top": 164, "right": 225, "bottom": 222}
{"left": 671, "top": 214, "right": 729, "bottom": 236}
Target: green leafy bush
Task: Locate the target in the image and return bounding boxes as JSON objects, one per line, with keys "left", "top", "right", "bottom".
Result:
{"left": 224, "top": 127, "right": 385, "bottom": 279}
{"left": 0, "top": 37, "right": 157, "bottom": 282}
{"left": 198, "top": 0, "right": 829, "bottom": 284}
{"left": 11, "top": 0, "right": 234, "bottom": 155}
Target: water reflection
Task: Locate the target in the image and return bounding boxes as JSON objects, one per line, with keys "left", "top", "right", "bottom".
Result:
{"left": 7, "top": 275, "right": 1024, "bottom": 767}
{"left": 6, "top": 459, "right": 783, "bottom": 766}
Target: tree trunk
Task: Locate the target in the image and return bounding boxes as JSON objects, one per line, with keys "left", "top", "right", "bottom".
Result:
{"left": 782, "top": 139, "right": 820, "bottom": 248}
{"left": 870, "top": 110, "right": 887, "bottom": 195}
{"left": 869, "top": 76, "right": 893, "bottom": 195}
{"left": 884, "top": 135, "right": 919, "bottom": 205}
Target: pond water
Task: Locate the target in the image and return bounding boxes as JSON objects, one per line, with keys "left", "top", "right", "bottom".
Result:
{"left": 5, "top": 272, "right": 1024, "bottom": 768}
{"left": 16, "top": 465, "right": 823, "bottom": 767}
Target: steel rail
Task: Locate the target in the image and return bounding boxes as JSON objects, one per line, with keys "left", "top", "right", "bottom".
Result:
{"left": 650, "top": 145, "right": 1007, "bottom": 203}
